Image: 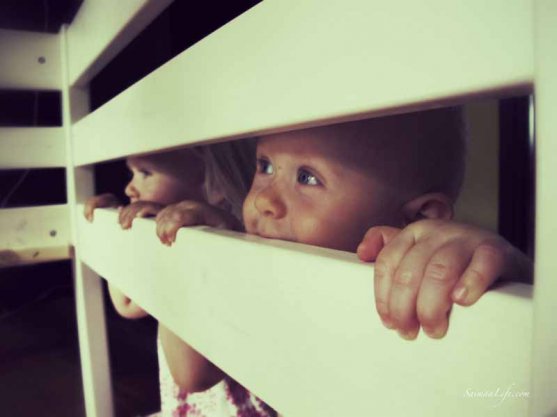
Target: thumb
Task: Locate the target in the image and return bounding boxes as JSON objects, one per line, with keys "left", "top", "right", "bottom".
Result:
{"left": 357, "top": 226, "right": 401, "bottom": 261}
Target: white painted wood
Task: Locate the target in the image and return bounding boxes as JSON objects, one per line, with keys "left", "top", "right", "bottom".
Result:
{"left": 61, "top": 27, "right": 114, "bottom": 417}
{"left": 531, "top": 1, "right": 557, "bottom": 415}
{"left": 67, "top": 0, "right": 173, "bottom": 87}
{"left": 73, "top": 261, "right": 114, "bottom": 417}
{"left": 0, "top": 128, "right": 66, "bottom": 169}
{"left": 0, "top": 205, "right": 70, "bottom": 267}
{"left": 72, "top": 0, "right": 533, "bottom": 166}
{"left": 78, "top": 208, "right": 532, "bottom": 417}
{"left": 0, "top": 29, "right": 61, "bottom": 90}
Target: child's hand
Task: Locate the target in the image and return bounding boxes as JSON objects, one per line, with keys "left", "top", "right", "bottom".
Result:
{"left": 84, "top": 193, "right": 121, "bottom": 222}
{"left": 118, "top": 201, "right": 165, "bottom": 229}
{"left": 155, "top": 200, "right": 242, "bottom": 246}
{"left": 357, "top": 219, "right": 532, "bottom": 340}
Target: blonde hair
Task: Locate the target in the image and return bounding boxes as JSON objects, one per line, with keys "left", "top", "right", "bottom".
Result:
{"left": 197, "top": 138, "right": 256, "bottom": 221}
{"left": 136, "top": 140, "right": 255, "bottom": 220}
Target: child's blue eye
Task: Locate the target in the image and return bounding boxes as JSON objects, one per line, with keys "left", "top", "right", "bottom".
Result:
{"left": 257, "top": 158, "right": 274, "bottom": 175}
{"left": 297, "top": 168, "right": 320, "bottom": 186}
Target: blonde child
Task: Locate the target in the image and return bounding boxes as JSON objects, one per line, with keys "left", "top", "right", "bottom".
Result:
{"left": 85, "top": 148, "right": 206, "bottom": 320}
{"left": 84, "top": 142, "right": 277, "bottom": 417}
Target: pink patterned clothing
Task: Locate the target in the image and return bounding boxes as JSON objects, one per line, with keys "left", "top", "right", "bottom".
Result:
{"left": 150, "top": 337, "right": 277, "bottom": 417}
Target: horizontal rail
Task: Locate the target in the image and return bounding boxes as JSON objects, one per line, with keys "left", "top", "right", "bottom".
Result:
{"left": 0, "top": 29, "right": 61, "bottom": 90}
{"left": 0, "top": 205, "right": 70, "bottom": 267}
{"left": 78, "top": 208, "right": 532, "bottom": 417}
{"left": 66, "top": 0, "right": 173, "bottom": 87}
{"left": 0, "top": 246, "right": 70, "bottom": 268}
{"left": 72, "top": 0, "right": 533, "bottom": 166}
{"left": 0, "top": 128, "right": 66, "bottom": 168}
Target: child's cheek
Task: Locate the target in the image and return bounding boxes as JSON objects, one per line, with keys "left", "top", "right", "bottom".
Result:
{"left": 292, "top": 197, "right": 332, "bottom": 247}
{"left": 241, "top": 193, "right": 258, "bottom": 233}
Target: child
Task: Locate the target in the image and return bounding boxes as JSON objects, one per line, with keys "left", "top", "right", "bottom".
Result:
{"left": 84, "top": 148, "right": 206, "bottom": 319}
{"left": 244, "top": 107, "right": 531, "bottom": 340}
{"left": 84, "top": 142, "right": 277, "bottom": 417}
{"left": 161, "top": 107, "right": 532, "bottom": 346}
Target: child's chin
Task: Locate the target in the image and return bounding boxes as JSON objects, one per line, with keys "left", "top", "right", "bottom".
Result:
{"left": 253, "top": 230, "right": 289, "bottom": 242}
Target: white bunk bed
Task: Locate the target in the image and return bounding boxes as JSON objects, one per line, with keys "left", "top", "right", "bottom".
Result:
{"left": 1, "top": 1, "right": 555, "bottom": 416}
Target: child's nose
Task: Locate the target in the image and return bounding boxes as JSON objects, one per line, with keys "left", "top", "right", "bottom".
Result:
{"left": 124, "top": 181, "right": 139, "bottom": 200}
{"left": 254, "top": 184, "right": 286, "bottom": 219}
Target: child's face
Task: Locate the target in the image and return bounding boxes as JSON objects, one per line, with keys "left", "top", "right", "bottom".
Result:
{"left": 125, "top": 156, "right": 204, "bottom": 205}
{"left": 242, "top": 131, "right": 402, "bottom": 252}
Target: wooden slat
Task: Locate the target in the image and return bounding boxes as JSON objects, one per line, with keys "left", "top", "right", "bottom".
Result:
{"left": 0, "top": 246, "right": 70, "bottom": 268}
{"left": 72, "top": 0, "right": 533, "bottom": 166}
{"left": 78, "top": 208, "right": 532, "bottom": 417}
{"left": 0, "top": 29, "right": 61, "bottom": 90}
{"left": 531, "top": 0, "right": 557, "bottom": 415}
{"left": 66, "top": 0, "right": 173, "bottom": 87}
{"left": 0, "top": 128, "right": 65, "bottom": 169}
{"left": 61, "top": 25, "right": 115, "bottom": 417}
{"left": 0, "top": 205, "right": 70, "bottom": 267}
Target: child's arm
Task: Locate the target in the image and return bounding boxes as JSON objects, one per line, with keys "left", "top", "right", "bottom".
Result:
{"left": 84, "top": 193, "right": 121, "bottom": 222}
{"left": 159, "top": 324, "right": 225, "bottom": 392}
{"left": 155, "top": 201, "right": 238, "bottom": 392}
{"left": 108, "top": 284, "right": 148, "bottom": 319}
{"left": 357, "top": 219, "right": 532, "bottom": 340}
{"left": 155, "top": 200, "right": 242, "bottom": 246}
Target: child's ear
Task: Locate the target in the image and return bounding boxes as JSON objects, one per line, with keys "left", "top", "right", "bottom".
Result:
{"left": 401, "top": 192, "right": 453, "bottom": 225}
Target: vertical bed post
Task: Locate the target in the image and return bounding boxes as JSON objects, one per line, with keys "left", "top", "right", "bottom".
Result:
{"left": 531, "top": 0, "right": 557, "bottom": 416}
{"left": 60, "top": 26, "right": 115, "bottom": 417}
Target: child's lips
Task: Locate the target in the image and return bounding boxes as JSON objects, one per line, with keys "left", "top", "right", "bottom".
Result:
{"left": 246, "top": 221, "right": 291, "bottom": 241}
{"left": 253, "top": 227, "right": 291, "bottom": 242}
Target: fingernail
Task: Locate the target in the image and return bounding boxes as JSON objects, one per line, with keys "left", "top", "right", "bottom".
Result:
{"left": 423, "top": 326, "right": 446, "bottom": 339}
{"left": 398, "top": 329, "right": 418, "bottom": 341}
{"left": 381, "top": 317, "right": 395, "bottom": 329}
{"left": 453, "top": 286, "right": 468, "bottom": 303}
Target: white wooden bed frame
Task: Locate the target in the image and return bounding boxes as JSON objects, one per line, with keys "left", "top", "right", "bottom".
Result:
{"left": 1, "top": 1, "right": 555, "bottom": 416}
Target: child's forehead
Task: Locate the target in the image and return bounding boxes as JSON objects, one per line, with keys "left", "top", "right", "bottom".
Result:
{"left": 259, "top": 129, "right": 347, "bottom": 156}
{"left": 126, "top": 156, "right": 159, "bottom": 170}
{"left": 257, "top": 124, "right": 382, "bottom": 165}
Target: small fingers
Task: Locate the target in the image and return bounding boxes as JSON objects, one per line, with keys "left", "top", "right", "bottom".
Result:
{"left": 372, "top": 229, "right": 416, "bottom": 332}
{"left": 84, "top": 202, "right": 94, "bottom": 222}
{"left": 156, "top": 207, "right": 201, "bottom": 245}
{"left": 118, "top": 202, "right": 162, "bottom": 229}
{"left": 155, "top": 209, "right": 170, "bottom": 245}
{"left": 118, "top": 205, "right": 138, "bottom": 229}
{"left": 357, "top": 226, "right": 401, "bottom": 262}
{"left": 452, "top": 242, "right": 505, "bottom": 306}
{"left": 159, "top": 219, "right": 182, "bottom": 246}
{"left": 388, "top": 240, "right": 444, "bottom": 340}
{"left": 416, "top": 242, "right": 471, "bottom": 338}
